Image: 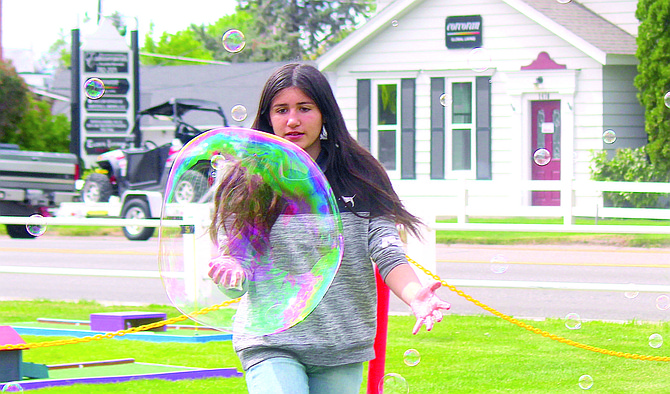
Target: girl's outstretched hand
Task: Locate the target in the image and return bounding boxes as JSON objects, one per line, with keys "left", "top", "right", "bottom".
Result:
{"left": 208, "top": 255, "right": 246, "bottom": 291}
{"left": 410, "top": 281, "right": 451, "bottom": 335}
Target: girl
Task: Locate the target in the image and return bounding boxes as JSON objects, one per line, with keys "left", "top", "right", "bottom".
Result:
{"left": 209, "top": 63, "right": 450, "bottom": 394}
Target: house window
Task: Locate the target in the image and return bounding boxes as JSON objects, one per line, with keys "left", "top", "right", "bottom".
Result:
{"left": 448, "top": 80, "right": 476, "bottom": 175}
{"left": 372, "top": 82, "right": 400, "bottom": 173}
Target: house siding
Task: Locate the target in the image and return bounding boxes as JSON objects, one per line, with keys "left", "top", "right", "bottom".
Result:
{"left": 321, "top": 0, "right": 641, "bottom": 217}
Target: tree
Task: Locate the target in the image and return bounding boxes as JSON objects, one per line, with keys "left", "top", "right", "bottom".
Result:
{"left": 142, "top": 24, "right": 215, "bottom": 65}
{"left": 634, "top": 0, "right": 670, "bottom": 173}
{"left": 141, "top": 1, "right": 375, "bottom": 63}
{"left": 237, "top": 0, "right": 375, "bottom": 60}
{"left": 0, "top": 60, "right": 30, "bottom": 141}
{"left": 10, "top": 95, "right": 71, "bottom": 153}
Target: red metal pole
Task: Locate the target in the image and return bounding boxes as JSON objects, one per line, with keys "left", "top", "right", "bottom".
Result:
{"left": 367, "top": 266, "right": 389, "bottom": 394}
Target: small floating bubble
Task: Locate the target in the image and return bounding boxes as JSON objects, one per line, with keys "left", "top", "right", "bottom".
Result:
{"left": 656, "top": 294, "right": 670, "bottom": 311}
{"left": 83, "top": 77, "right": 105, "bottom": 100}
{"left": 378, "top": 373, "right": 409, "bottom": 394}
{"left": 467, "top": 47, "right": 492, "bottom": 73}
{"left": 578, "top": 374, "right": 593, "bottom": 390}
{"left": 664, "top": 91, "right": 670, "bottom": 109}
{"left": 26, "top": 214, "right": 47, "bottom": 237}
{"left": 439, "top": 93, "right": 452, "bottom": 107}
{"left": 490, "top": 254, "right": 509, "bottom": 274}
{"left": 391, "top": 20, "right": 399, "bottom": 27}
{"left": 649, "top": 333, "right": 663, "bottom": 348}
{"left": 533, "top": 148, "right": 551, "bottom": 166}
{"left": 403, "top": 349, "right": 421, "bottom": 366}
{"left": 222, "top": 29, "right": 246, "bottom": 53}
{"left": 602, "top": 129, "right": 616, "bottom": 144}
{"left": 231, "top": 104, "right": 248, "bottom": 122}
{"left": 565, "top": 312, "right": 582, "bottom": 330}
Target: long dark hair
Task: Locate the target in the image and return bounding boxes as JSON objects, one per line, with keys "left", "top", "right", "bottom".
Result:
{"left": 252, "top": 63, "right": 423, "bottom": 238}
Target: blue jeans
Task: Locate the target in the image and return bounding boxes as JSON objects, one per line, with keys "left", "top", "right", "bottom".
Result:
{"left": 245, "top": 357, "right": 364, "bottom": 394}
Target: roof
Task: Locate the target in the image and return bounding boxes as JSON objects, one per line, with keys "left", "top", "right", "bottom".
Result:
{"left": 318, "top": 0, "right": 638, "bottom": 70}
{"left": 505, "top": 0, "right": 637, "bottom": 59}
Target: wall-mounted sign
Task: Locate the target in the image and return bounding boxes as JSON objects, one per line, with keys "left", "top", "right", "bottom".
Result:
{"left": 83, "top": 51, "right": 129, "bottom": 73}
{"left": 445, "top": 15, "right": 483, "bottom": 49}
{"left": 84, "top": 118, "right": 130, "bottom": 133}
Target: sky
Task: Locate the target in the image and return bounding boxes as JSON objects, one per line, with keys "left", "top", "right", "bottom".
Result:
{"left": 2, "top": 0, "right": 238, "bottom": 58}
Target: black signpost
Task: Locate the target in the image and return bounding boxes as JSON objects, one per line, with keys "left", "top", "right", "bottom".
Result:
{"left": 77, "top": 19, "right": 136, "bottom": 167}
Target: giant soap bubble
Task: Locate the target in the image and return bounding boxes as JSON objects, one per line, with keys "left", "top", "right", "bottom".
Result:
{"left": 158, "top": 127, "right": 343, "bottom": 335}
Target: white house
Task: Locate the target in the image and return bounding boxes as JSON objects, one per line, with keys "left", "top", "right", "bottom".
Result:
{"left": 316, "top": 0, "right": 643, "bottom": 220}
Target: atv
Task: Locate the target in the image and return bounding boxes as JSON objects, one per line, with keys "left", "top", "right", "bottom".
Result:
{"left": 81, "top": 98, "right": 228, "bottom": 240}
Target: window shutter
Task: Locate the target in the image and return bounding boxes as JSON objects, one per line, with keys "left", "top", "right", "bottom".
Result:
{"left": 401, "top": 78, "right": 416, "bottom": 179}
{"left": 430, "top": 78, "right": 445, "bottom": 179}
{"left": 356, "top": 79, "right": 371, "bottom": 150}
{"left": 476, "top": 76, "right": 492, "bottom": 180}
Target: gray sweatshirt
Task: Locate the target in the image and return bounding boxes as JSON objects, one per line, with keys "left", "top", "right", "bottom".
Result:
{"left": 234, "top": 201, "right": 408, "bottom": 370}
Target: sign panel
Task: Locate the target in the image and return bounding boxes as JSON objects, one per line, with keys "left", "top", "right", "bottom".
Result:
{"left": 445, "top": 15, "right": 483, "bottom": 49}
{"left": 84, "top": 118, "right": 130, "bottom": 133}
{"left": 99, "top": 78, "right": 130, "bottom": 95}
{"left": 84, "top": 97, "right": 130, "bottom": 113}
{"left": 83, "top": 51, "right": 129, "bottom": 73}
{"left": 84, "top": 137, "right": 135, "bottom": 155}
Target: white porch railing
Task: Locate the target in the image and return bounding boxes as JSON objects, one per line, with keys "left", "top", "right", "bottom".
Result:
{"left": 392, "top": 179, "right": 670, "bottom": 224}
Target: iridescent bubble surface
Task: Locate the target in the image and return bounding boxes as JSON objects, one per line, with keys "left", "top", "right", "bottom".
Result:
{"left": 379, "top": 373, "right": 409, "bottom": 394}
{"left": 664, "top": 91, "right": 670, "bottom": 109}
{"left": 565, "top": 312, "right": 582, "bottom": 330}
{"left": 490, "top": 254, "right": 509, "bottom": 274}
{"left": 533, "top": 148, "right": 551, "bottom": 166}
{"left": 649, "top": 333, "right": 663, "bottom": 348}
{"left": 231, "top": 105, "right": 248, "bottom": 122}
{"left": 467, "top": 47, "right": 492, "bottom": 73}
{"left": 83, "top": 77, "right": 105, "bottom": 100}
{"left": 656, "top": 294, "right": 670, "bottom": 311}
{"left": 602, "top": 129, "right": 616, "bottom": 144}
{"left": 222, "top": 29, "right": 246, "bottom": 53}
{"left": 1, "top": 382, "right": 23, "bottom": 393}
{"left": 578, "top": 374, "right": 593, "bottom": 390}
{"left": 159, "top": 127, "right": 343, "bottom": 335}
{"left": 26, "top": 214, "right": 47, "bottom": 237}
{"left": 403, "top": 348, "right": 421, "bottom": 366}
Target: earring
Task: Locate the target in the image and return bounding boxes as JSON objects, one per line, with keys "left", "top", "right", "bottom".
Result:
{"left": 320, "top": 125, "right": 328, "bottom": 140}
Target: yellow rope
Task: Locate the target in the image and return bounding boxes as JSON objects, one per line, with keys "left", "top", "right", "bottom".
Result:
{"left": 0, "top": 299, "right": 239, "bottom": 351}
{"left": 405, "top": 255, "right": 670, "bottom": 362}
{"left": 2, "top": 256, "right": 669, "bottom": 362}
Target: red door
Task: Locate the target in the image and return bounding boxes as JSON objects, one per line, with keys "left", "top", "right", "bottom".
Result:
{"left": 531, "top": 100, "right": 561, "bottom": 206}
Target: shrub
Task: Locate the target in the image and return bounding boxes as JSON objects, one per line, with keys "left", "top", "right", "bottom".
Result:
{"left": 590, "top": 147, "right": 669, "bottom": 208}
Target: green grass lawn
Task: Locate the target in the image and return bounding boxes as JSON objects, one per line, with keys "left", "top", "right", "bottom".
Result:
{"left": 435, "top": 217, "right": 670, "bottom": 247}
{"left": 3, "top": 300, "right": 670, "bottom": 393}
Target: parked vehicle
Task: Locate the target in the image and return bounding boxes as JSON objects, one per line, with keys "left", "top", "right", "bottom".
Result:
{"left": 81, "top": 98, "right": 227, "bottom": 241}
{"left": 0, "top": 143, "right": 80, "bottom": 238}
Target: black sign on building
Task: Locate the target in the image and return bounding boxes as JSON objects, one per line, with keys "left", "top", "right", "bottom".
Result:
{"left": 445, "top": 15, "right": 483, "bottom": 49}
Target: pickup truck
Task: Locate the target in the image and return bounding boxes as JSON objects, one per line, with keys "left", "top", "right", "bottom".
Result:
{"left": 0, "top": 143, "right": 80, "bottom": 238}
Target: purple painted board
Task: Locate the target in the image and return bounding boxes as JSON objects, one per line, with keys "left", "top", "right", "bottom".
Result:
{"left": 13, "top": 367, "right": 243, "bottom": 391}
{"left": 89, "top": 312, "right": 167, "bottom": 332}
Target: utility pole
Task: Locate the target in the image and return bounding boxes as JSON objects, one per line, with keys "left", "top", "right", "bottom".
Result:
{"left": 0, "top": 0, "right": 4, "bottom": 61}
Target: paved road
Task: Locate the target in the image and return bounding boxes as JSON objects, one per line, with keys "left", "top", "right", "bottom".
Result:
{"left": 2, "top": 235, "right": 670, "bottom": 323}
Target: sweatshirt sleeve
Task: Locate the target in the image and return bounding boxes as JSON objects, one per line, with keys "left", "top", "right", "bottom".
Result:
{"left": 368, "top": 216, "right": 409, "bottom": 280}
